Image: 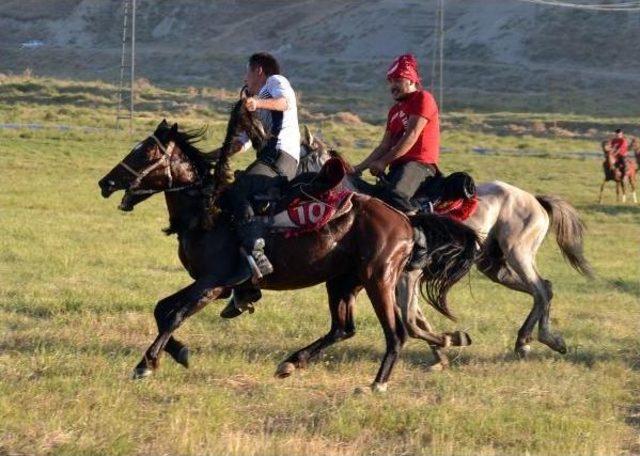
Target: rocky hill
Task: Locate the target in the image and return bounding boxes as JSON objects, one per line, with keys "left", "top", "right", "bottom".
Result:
{"left": 1, "top": 0, "right": 639, "bottom": 118}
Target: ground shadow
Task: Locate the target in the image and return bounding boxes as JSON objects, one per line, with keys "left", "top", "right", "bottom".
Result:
{"left": 580, "top": 203, "right": 640, "bottom": 216}
{"left": 607, "top": 278, "right": 640, "bottom": 299}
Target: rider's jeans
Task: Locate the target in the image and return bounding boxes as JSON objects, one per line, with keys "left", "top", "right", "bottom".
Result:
{"left": 381, "top": 161, "right": 436, "bottom": 212}
{"left": 228, "top": 151, "right": 298, "bottom": 222}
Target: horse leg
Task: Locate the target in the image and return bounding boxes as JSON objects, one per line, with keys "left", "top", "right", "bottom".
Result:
{"left": 630, "top": 174, "right": 638, "bottom": 203}
{"left": 365, "top": 271, "right": 405, "bottom": 393}
{"left": 616, "top": 180, "right": 622, "bottom": 202}
{"left": 505, "top": 246, "right": 567, "bottom": 356}
{"left": 477, "top": 255, "right": 533, "bottom": 355}
{"left": 396, "top": 270, "right": 471, "bottom": 372}
{"left": 621, "top": 179, "right": 627, "bottom": 203}
{"left": 598, "top": 180, "right": 607, "bottom": 204}
{"left": 164, "top": 337, "right": 190, "bottom": 368}
{"left": 133, "top": 281, "right": 224, "bottom": 379}
{"left": 535, "top": 279, "right": 566, "bottom": 354}
{"left": 162, "top": 288, "right": 232, "bottom": 368}
{"left": 477, "top": 232, "right": 555, "bottom": 357}
{"left": 275, "top": 275, "right": 361, "bottom": 378}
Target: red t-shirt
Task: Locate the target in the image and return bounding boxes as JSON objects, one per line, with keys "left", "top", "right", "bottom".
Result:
{"left": 610, "top": 137, "right": 628, "bottom": 157}
{"left": 386, "top": 90, "right": 440, "bottom": 166}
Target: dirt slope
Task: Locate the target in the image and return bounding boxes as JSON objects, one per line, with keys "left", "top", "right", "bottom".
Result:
{"left": 1, "top": 0, "right": 639, "bottom": 116}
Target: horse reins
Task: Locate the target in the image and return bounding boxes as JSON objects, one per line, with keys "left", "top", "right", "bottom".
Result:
{"left": 118, "top": 134, "right": 196, "bottom": 196}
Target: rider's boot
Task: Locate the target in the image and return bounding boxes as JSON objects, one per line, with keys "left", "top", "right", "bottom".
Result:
{"left": 407, "top": 226, "right": 429, "bottom": 270}
{"left": 220, "top": 219, "right": 273, "bottom": 319}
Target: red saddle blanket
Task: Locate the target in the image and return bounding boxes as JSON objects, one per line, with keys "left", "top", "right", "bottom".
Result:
{"left": 261, "top": 189, "right": 353, "bottom": 238}
{"left": 434, "top": 197, "right": 478, "bottom": 221}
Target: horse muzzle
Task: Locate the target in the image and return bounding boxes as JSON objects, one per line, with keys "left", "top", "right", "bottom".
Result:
{"left": 98, "top": 179, "right": 117, "bottom": 198}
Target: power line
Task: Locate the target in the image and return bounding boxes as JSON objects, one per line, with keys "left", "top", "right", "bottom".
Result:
{"left": 514, "top": 0, "right": 640, "bottom": 11}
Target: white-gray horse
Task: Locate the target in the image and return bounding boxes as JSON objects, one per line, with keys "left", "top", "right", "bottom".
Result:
{"left": 299, "top": 127, "right": 593, "bottom": 370}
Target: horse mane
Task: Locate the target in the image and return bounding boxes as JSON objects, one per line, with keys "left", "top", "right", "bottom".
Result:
{"left": 212, "top": 96, "right": 274, "bottom": 191}
{"left": 171, "top": 126, "right": 212, "bottom": 178}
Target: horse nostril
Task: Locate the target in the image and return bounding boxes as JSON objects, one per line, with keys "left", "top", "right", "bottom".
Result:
{"left": 99, "top": 179, "right": 117, "bottom": 198}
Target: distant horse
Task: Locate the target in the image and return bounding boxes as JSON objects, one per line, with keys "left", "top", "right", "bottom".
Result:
{"left": 97, "top": 109, "right": 478, "bottom": 391}
{"left": 633, "top": 138, "right": 640, "bottom": 167}
{"left": 598, "top": 140, "right": 638, "bottom": 204}
{"left": 300, "top": 128, "right": 593, "bottom": 368}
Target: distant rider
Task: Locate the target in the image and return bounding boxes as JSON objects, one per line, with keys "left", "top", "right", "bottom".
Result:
{"left": 610, "top": 128, "right": 628, "bottom": 176}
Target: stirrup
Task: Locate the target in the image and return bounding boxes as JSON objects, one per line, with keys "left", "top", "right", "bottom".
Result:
{"left": 241, "top": 238, "right": 273, "bottom": 281}
{"left": 252, "top": 249, "right": 274, "bottom": 276}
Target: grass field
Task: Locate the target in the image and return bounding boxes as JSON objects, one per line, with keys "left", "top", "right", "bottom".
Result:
{"left": 1, "top": 77, "right": 639, "bottom": 455}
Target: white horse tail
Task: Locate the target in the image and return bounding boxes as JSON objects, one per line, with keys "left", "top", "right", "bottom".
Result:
{"left": 535, "top": 195, "right": 594, "bottom": 278}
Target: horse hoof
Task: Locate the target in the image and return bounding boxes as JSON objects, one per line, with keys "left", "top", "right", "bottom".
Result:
{"left": 275, "top": 362, "right": 296, "bottom": 378}
{"left": 515, "top": 344, "right": 531, "bottom": 359}
{"left": 176, "top": 347, "right": 190, "bottom": 368}
{"left": 371, "top": 382, "right": 388, "bottom": 394}
{"left": 539, "top": 334, "right": 567, "bottom": 354}
{"left": 556, "top": 341, "right": 568, "bottom": 355}
{"left": 425, "top": 362, "right": 446, "bottom": 372}
{"left": 132, "top": 367, "right": 153, "bottom": 380}
{"left": 450, "top": 331, "right": 472, "bottom": 347}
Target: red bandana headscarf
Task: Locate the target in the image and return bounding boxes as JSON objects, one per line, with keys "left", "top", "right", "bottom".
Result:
{"left": 386, "top": 54, "right": 421, "bottom": 85}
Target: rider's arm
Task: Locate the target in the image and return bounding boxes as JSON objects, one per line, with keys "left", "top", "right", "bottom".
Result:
{"left": 354, "top": 130, "right": 393, "bottom": 173}
{"left": 246, "top": 76, "right": 294, "bottom": 112}
{"left": 247, "top": 97, "right": 289, "bottom": 112}
{"left": 379, "top": 115, "right": 428, "bottom": 164}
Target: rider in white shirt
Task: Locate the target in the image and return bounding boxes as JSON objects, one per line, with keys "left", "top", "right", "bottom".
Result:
{"left": 221, "top": 52, "right": 301, "bottom": 319}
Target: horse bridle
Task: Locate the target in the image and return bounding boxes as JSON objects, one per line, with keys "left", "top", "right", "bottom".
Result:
{"left": 118, "top": 134, "right": 195, "bottom": 196}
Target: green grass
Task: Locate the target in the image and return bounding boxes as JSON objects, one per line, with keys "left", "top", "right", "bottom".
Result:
{"left": 0, "top": 77, "right": 639, "bottom": 455}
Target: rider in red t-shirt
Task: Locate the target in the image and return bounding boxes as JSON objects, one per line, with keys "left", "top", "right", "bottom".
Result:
{"left": 610, "top": 128, "right": 629, "bottom": 176}
{"left": 611, "top": 128, "right": 628, "bottom": 157}
{"left": 353, "top": 54, "right": 440, "bottom": 213}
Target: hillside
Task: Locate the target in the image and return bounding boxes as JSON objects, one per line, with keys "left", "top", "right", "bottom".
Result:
{"left": 1, "top": 0, "right": 640, "bottom": 117}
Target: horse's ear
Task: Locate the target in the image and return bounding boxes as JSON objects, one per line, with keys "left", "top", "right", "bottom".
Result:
{"left": 160, "top": 119, "right": 168, "bottom": 127}
{"left": 303, "top": 125, "right": 314, "bottom": 146}
{"left": 170, "top": 123, "right": 178, "bottom": 134}
{"left": 240, "top": 85, "right": 249, "bottom": 100}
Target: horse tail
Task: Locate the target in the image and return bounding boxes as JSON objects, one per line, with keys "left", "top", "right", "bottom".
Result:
{"left": 536, "top": 195, "right": 594, "bottom": 278}
{"left": 412, "top": 214, "right": 479, "bottom": 321}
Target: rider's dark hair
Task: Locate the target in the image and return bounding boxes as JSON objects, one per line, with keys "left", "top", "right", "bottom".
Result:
{"left": 615, "top": 128, "right": 623, "bottom": 134}
{"left": 249, "top": 52, "right": 281, "bottom": 76}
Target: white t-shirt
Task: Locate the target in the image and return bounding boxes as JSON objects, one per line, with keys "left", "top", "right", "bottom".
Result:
{"left": 239, "top": 75, "right": 300, "bottom": 162}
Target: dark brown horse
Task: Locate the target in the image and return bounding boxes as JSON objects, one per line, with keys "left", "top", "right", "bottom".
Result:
{"left": 98, "top": 113, "right": 478, "bottom": 391}
{"left": 598, "top": 139, "right": 638, "bottom": 204}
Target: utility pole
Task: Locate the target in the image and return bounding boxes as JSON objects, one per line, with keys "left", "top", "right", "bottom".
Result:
{"left": 430, "top": 0, "right": 445, "bottom": 113}
{"left": 438, "top": 0, "right": 445, "bottom": 113}
{"left": 116, "top": 0, "right": 136, "bottom": 134}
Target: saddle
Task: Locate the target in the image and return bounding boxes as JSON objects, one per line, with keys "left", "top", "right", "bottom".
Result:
{"left": 414, "top": 171, "right": 478, "bottom": 221}
{"left": 252, "top": 158, "right": 354, "bottom": 236}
